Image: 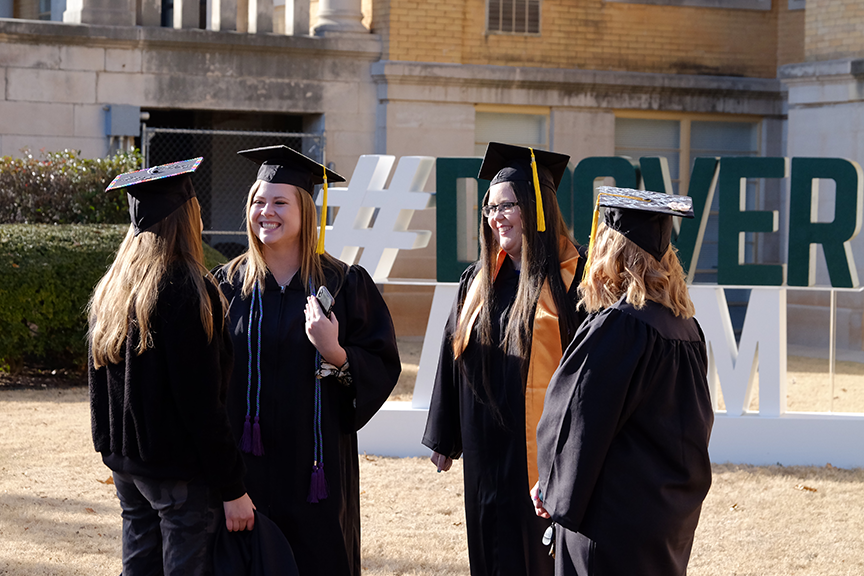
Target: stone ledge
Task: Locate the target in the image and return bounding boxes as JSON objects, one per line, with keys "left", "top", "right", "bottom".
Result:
{"left": 778, "top": 58, "right": 864, "bottom": 81}
{"left": 372, "top": 60, "right": 783, "bottom": 94}
{"left": 372, "top": 60, "right": 785, "bottom": 116}
{"left": 0, "top": 18, "right": 382, "bottom": 59}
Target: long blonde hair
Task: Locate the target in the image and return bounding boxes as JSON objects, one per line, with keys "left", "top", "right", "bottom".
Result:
{"left": 579, "top": 221, "right": 695, "bottom": 318}
{"left": 225, "top": 180, "right": 344, "bottom": 297}
{"left": 88, "top": 197, "right": 221, "bottom": 368}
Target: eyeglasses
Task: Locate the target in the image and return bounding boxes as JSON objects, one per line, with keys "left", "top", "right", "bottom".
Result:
{"left": 482, "top": 201, "right": 519, "bottom": 218}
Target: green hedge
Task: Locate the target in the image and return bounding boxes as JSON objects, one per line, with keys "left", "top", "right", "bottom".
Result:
{"left": 0, "top": 224, "right": 227, "bottom": 373}
{"left": 0, "top": 148, "right": 141, "bottom": 225}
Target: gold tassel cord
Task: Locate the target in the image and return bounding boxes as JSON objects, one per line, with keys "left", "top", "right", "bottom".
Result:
{"left": 529, "top": 148, "right": 546, "bottom": 232}
{"left": 582, "top": 201, "right": 600, "bottom": 282}
{"left": 316, "top": 170, "right": 329, "bottom": 255}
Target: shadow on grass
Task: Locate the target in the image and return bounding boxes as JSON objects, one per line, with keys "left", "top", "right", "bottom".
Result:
{"left": 0, "top": 386, "right": 88, "bottom": 404}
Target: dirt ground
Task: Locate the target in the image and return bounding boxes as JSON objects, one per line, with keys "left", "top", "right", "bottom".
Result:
{"left": 2, "top": 346, "right": 864, "bottom": 575}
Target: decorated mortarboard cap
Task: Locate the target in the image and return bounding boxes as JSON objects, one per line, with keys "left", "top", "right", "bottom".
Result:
{"left": 238, "top": 145, "right": 346, "bottom": 254}
{"left": 583, "top": 186, "right": 693, "bottom": 276}
{"left": 237, "top": 145, "right": 345, "bottom": 194}
{"left": 106, "top": 157, "right": 202, "bottom": 236}
{"left": 477, "top": 142, "right": 571, "bottom": 232}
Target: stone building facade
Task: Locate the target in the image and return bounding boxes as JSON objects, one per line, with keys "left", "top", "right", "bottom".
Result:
{"left": 1, "top": 0, "right": 862, "bottom": 349}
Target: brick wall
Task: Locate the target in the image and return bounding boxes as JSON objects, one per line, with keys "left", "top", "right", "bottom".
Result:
{"left": 374, "top": 0, "right": 794, "bottom": 79}
{"left": 805, "top": 0, "right": 864, "bottom": 61}
{"left": 778, "top": 3, "right": 805, "bottom": 67}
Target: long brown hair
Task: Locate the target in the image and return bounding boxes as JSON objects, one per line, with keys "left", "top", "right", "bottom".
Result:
{"left": 225, "top": 181, "right": 345, "bottom": 297}
{"left": 579, "top": 221, "right": 695, "bottom": 318}
{"left": 453, "top": 172, "right": 579, "bottom": 415}
{"left": 88, "top": 197, "right": 222, "bottom": 368}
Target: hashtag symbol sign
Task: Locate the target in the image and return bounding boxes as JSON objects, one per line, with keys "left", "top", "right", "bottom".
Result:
{"left": 316, "top": 155, "right": 435, "bottom": 280}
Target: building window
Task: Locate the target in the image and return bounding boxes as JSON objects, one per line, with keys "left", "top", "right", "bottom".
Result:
{"left": 487, "top": 0, "right": 540, "bottom": 35}
{"left": 615, "top": 114, "right": 761, "bottom": 284}
{"left": 11, "top": 0, "right": 47, "bottom": 19}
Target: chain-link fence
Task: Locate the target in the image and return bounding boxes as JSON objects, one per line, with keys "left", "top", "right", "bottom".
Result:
{"left": 142, "top": 126, "right": 325, "bottom": 259}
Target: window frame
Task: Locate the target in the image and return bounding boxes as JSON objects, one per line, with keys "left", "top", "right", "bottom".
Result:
{"left": 486, "top": 0, "right": 542, "bottom": 36}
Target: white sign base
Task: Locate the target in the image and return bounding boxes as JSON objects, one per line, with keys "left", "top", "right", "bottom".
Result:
{"left": 357, "top": 284, "right": 864, "bottom": 468}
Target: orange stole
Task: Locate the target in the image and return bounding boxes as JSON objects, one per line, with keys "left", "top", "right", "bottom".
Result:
{"left": 454, "top": 239, "right": 582, "bottom": 489}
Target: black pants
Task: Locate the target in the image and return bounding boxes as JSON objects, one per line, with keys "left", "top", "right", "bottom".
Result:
{"left": 113, "top": 472, "right": 220, "bottom": 576}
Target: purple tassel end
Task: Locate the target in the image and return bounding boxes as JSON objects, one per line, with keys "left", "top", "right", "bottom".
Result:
{"left": 307, "top": 463, "right": 329, "bottom": 503}
{"left": 252, "top": 417, "right": 265, "bottom": 456}
{"left": 239, "top": 416, "right": 253, "bottom": 454}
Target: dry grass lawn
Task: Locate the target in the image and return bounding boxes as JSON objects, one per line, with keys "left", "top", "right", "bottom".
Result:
{"left": 2, "top": 345, "right": 864, "bottom": 575}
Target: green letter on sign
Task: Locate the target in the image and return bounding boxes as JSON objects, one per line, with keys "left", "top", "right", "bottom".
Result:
{"left": 436, "top": 158, "right": 485, "bottom": 282}
{"left": 788, "top": 158, "right": 864, "bottom": 287}
{"left": 640, "top": 156, "right": 720, "bottom": 281}
{"left": 718, "top": 157, "right": 787, "bottom": 286}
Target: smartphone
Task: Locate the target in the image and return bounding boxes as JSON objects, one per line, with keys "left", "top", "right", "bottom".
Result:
{"left": 316, "top": 286, "right": 334, "bottom": 317}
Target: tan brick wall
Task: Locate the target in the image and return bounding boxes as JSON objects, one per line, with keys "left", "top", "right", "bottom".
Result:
{"left": 805, "top": 0, "right": 864, "bottom": 61}
{"left": 778, "top": 3, "right": 805, "bottom": 67}
{"left": 374, "top": 0, "right": 787, "bottom": 79}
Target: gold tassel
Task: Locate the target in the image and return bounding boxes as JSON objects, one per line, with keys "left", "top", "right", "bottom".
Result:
{"left": 316, "top": 171, "right": 328, "bottom": 255}
{"left": 529, "top": 148, "right": 546, "bottom": 232}
{"left": 581, "top": 199, "right": 601, "bottom": 282}
{"left": 581, "top": 190, "right": 650, "bottom": 281}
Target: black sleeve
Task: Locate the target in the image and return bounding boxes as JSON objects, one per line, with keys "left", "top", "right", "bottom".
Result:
{"left": 88, "top": 345, "right": 110, "bottom": 453}
{"left": 158, "top": 281, "right": 247, "bottom": 501}
{"left": 339, "top": 265, "right": 402, "bottom": 431}
{"left": 421, "top": 264, "right": 478, "bottom": 460}
{"left": 536, "top": 308, "right": 654, "bottom": 532}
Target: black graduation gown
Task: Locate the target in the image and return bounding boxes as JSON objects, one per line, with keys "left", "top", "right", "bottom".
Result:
{"left": 423, "top": 259, "right": 579, "bottom": 576}
{"left": 214, "top": 261, "right": 400, "bottom": 576}
{"left": 536, "top": 297, "right": 714, "bottom": 576}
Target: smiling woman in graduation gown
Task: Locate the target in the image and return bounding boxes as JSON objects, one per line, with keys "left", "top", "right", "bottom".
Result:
{"left": 214, "top": 146, "right": 400, "bottom": 576}
{"left": 423, "top": 143, "right": 586, "bottom": 576}
{"left": 533, "top": 187, "right": 714, "bottom": 576}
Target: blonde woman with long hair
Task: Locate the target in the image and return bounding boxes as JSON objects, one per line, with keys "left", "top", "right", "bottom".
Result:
{"left": 214, "top": 146, "right": 400, "bottom": 576}
{"left": 533, "top": 187, "right": 714, "bottom": 576}
{"left": 88, "top": 159, "right": 254, "bottom": 576}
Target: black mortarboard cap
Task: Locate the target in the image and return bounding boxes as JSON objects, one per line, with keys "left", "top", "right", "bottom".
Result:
{"left": 106, "top": 157, "right": 202, "bottom": 236}
{"left": 213, "top": 510, "right": 299, "bottom": 576}
{"left": 595, "top": 186, "right": 694, "bottom": 261}
{"left": 477, "top": 142, "right": 571, "bottom": 232}
{"left": 237, "top": 145, "right": 346, "bottom": 195}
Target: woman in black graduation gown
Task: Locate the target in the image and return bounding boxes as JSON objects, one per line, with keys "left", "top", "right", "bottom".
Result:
{"left": 423, "top": 142, "right": 587, "bottom": 576}
{"left": 88, "top": 159, "right": 255, "bottom": 576}
{"left": 214, "top": 146, "right": 401, "bottom": 576}
{"left": 533, "top": 187, "right": 714, "bottom": 576}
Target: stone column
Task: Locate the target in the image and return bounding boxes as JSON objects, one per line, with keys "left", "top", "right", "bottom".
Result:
{"left": 247, "top": 0, "right": 273, "bottom": 34}
{"left": 173, "top": 0, "right": 200, "bottom": 28}
{"left": 207, "top": 0, "right": 238, "bottom": 31}
{"left": 284, "top": 0, "right": 310, "bottom": 35}
{"left": 313, "top": 0, "right": 366, "bottom": 35}
{"left": 137, "top": 0, "right": 161, "bottom": 26}
{"left": 63, "top": 0, "right": 135, "bottom": 26}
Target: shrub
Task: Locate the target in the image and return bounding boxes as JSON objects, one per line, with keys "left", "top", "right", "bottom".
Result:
{"left": 0, "top": 224, "right": 227, "bottom": 373}
{"left": 0, "top": 148, "right": 142, "bottom": 224}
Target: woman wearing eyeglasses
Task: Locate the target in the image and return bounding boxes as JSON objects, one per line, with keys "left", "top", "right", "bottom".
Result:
{"left": 422, "top": 142, "right": 587, "bottom": 576}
